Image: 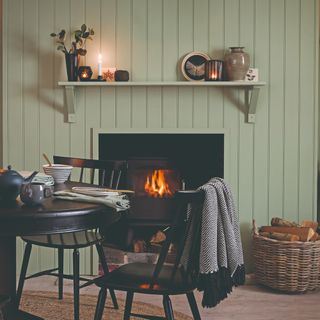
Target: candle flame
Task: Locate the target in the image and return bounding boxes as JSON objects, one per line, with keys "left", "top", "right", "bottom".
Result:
{"left": 98, "top": 53, "right": 102, "bottom": 63}
{"left": 211, "top": 72, "right": 217, "bottom": 80}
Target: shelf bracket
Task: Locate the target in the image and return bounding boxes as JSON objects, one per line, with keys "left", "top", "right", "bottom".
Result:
{"left": 245, "top": 86, "right": 260, "bottom": 123}
{"left": 64, "top": 85, "right": 76, "bottom": 123}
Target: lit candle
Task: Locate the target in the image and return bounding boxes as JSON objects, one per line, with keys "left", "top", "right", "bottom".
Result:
{"left": 211, "top": 72, "right": 217, "bottom": 80}
{"left": 98, "top": 54, "right": 102, "bottom": 77}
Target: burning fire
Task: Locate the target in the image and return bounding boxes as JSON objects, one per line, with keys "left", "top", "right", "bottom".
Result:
{"left": 144, "top": 170, "right": 173, "bottom": 198}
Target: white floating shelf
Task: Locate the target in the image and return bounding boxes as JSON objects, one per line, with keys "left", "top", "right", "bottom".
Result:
{"left": 58, "top": 81, "right": 266, "bottom": 123}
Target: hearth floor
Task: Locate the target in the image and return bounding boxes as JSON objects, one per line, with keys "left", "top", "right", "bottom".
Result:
{"left": 21, "top": 275, "right": 320, "bottom": 320}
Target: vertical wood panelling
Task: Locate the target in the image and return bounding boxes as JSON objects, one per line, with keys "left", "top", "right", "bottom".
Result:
{"left": 238, "top": 0, "right": 255, "bottom": 267}
{"left": 223, "top": 0, "right": 240, "bottom": 203}
{"left": 162, "top": 0, "right": 178, "bottom": 128}
{"left": 208, "top": 0, "right": 224, "bottom": 127}
{"left": 2, "top": 0, "right": 318, "bottom": 274}
{"left": 146, "top": 0, "right": 162, "bottom": 127}
{"left": 72, "top": 0, "right": 92, "bottom": 275}
{"left": 253, "top": 0, "right": 270, "bottom": 226}
{"left": 283, "top": 0, "right": 300, "bottom": 221}
{"left": 23, "top": 0, "right": 39, "bottom": 171}
{"left": 7, "top": 0, "right": 23, "bottom": 169}
{"left": 269, "top": 0, "right": 285, "bottom": 219}
{"left": 132, "top": 0, "right": 147, "bottom": 127}
{"left": 101, "top": 0, "right": 116, "bottom": 129}
{"left": 23, "top": 0, "right": 40, "bottom": 272}
{"left": 298, "top": 0, "right": 316, "bottom": 221}
{"left": 178, "top": 0, "right": 193, "bottom": 127}
{"left": 115, "top": 0, "right": 131, "bottom": 128}
{"left": 193, "top": 0, "right": 209, "bottom": 128}
{"left": 70, "top": 0, "right": 86, "bottom": 159}
{"left": 7, "top": 0, "right": 25, "bottom": 274}
{"left": 54, "top": 0, "right": 70, "bottom": 156}
{"left": 85, "top": 0, "right": 102, "bottom": 138}
{"left": 38, "top": 0, "right": 56, "bottom": 272}
{"left": 84, "top": 0, "right": 102, "bottom": 273}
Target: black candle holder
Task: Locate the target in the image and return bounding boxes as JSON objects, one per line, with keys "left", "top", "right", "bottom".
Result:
{"left": 205, "top": 60, "right": 224, "bottom": 81}
{"left": 78, "top": 66, "right": 93, "bottom": 81}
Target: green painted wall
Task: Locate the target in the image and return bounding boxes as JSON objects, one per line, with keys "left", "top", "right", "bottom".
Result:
{"left": 1, "top": 0, "right": 318, "bottom": 274}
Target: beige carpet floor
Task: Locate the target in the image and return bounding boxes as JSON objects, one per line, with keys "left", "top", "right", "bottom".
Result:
{"left": 21, "top": 291, "right": 191, "bottom": 320}
{"left": 22, "top": 276, "right": 320, "bottom": 320}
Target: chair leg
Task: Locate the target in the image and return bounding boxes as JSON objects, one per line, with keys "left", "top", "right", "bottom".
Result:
{"left": 96, "top": 243, "right": 119, "bottom": 309}
{"left": 94, "top": 288, "right": 107, "bottom": 320}
{"left": 58, "top": 248, "right": 64, "bottom": 300}
{"left": 123, "top": 291, "right": 134, "bottom": 320}
{"left": 163, "top": 295, "right": 174, "bottom": 320}
{"left": 187, "top": 292, "right": 201, "bottom": 320}
{"left": 73, "top": 249, "right": 80, "bottom": 320}
{"left": 16, "top": 243, "right": 32, "bottom": 309}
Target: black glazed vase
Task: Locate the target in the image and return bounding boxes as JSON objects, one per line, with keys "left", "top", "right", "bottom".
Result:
{"left": 65, "top": 52, "right": 80, "bottom": 81}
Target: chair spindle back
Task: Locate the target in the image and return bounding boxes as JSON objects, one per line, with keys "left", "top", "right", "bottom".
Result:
{"left": 150, "top": 190, "right": 204, "bottom": 288}
{"left": 53, "top": 156, "right": 126, "bottom": 189}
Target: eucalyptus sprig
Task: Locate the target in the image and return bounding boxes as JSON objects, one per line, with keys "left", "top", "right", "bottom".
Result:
{"left": 50, "top": 24, "right": 94, "bottom": 56}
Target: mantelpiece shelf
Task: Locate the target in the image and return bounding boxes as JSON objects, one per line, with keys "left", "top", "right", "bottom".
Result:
{"left": 58, "top": 81, "right": 266, "bottom": 123}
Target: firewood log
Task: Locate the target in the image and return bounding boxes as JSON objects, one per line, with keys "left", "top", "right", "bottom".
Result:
{"left": 150, "top": 231, "right": 166, "bottom": 244}
{"left": 310, "top": 232, "right": 319, "bottom": 242}
{"left": 133, "top": 240, "right": 146, "bottom": 253}
{"left": 259, "top": 226, "right": 315, "bottom": 242}
{"left": 271, "top": 217, "right": 300, "bottom": 227}
{"left": 301, "top": 220, "right": 318, "bottom": 232}
{"left": 259, "top": 231, "right": 300, "bottom": 241}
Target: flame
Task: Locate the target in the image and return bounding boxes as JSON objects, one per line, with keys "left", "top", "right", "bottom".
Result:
{"left": 139, "top": 283, "right": 161, "bottom": 289}
{"left": 211, "top": 72, "right": 217, "bottom": 80}
{"left": 144, "top": 170, "right": 173, "bottom": 198}
{"left": 82, "top": 72, "right": 88, "bottom": 78}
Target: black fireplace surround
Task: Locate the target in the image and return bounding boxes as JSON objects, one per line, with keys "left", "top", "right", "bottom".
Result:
{"left": 99, "top": 133, "right": 224, "bottom": 248}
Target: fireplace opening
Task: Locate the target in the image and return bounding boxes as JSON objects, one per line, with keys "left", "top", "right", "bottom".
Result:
{"left": 99, "top": 133, "right": 224, "bottom": 251}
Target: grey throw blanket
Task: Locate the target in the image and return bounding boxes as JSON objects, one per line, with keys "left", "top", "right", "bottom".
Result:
{"left": 199, "top": 177, "right": 244, "bottom": 274}
{"left": 183, "top": 178, "right": 245, "bottom": 307}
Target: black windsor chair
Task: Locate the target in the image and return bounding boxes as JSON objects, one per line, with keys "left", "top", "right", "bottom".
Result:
{"left": 16, "top": 156, "right": 127, "bottom": 320}
{"left": 93, "top": 189, "right": 205, "bottom": 320}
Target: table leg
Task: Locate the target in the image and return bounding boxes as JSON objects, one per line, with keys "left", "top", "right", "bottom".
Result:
{"left": 0, "top": 237, "right": 43, "bottom": 320}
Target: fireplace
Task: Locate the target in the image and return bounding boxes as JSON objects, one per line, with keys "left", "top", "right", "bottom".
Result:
{"left": 98, "top": 132, "right": 224, "bottom": 249}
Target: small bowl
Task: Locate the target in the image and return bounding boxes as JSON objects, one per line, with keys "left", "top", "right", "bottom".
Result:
{"left": 43, "top": 164, "right": 73, "bottom": 184}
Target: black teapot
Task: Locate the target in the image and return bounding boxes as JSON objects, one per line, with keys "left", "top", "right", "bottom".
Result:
{"left": 0, "top": 166, "right": 38, "bottom": 202}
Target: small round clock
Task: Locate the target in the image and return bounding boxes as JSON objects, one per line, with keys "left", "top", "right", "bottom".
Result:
{"left": 181, "top": 52, "right": 211, "bottom": 81}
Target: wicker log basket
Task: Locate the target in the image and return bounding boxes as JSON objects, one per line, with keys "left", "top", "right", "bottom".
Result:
{"left": 253, "top": 221, "right": 320, "bottom": 293}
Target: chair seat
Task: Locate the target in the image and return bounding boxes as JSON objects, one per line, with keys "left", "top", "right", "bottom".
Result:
{"left": 95, "top": 262, "right": 196, "bottom": 295}
{"left": 21, "top": 230, "right": 103, "bottom": 249}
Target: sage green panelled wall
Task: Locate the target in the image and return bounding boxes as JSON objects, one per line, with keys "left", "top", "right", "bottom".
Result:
{"left": 1, "top": 0, "right": 318, "bottom": 274}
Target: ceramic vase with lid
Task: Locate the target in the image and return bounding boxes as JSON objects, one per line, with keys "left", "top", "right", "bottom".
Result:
{"left": 224, "top": 47, "right": 250, "bottom": 81}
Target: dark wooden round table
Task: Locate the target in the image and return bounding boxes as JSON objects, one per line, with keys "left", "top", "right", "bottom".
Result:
{"left": 0, "top": 182, "right": 121, "bottom": 320}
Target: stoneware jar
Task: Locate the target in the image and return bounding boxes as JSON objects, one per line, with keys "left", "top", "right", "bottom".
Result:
{"left": 224, "top": 47, "right": 250, "bottom": 81}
